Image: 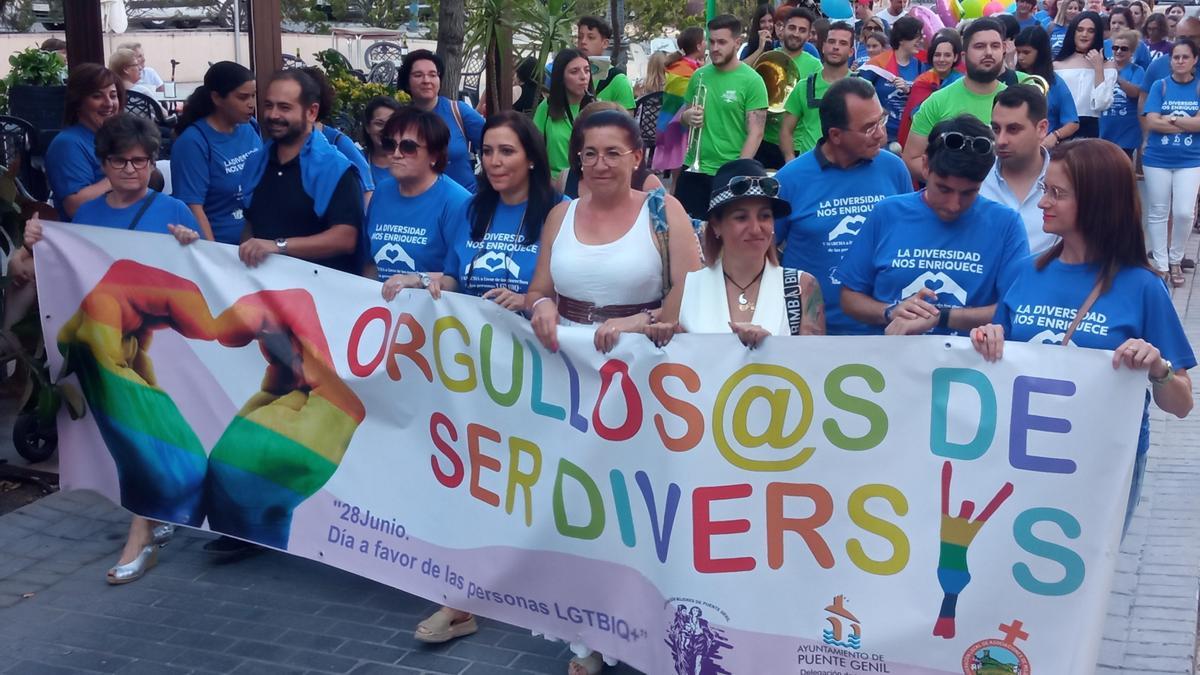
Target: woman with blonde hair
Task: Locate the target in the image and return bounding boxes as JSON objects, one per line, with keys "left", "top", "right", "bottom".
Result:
{"left": 638, "top": 51, "right": 668, "bottom": 96}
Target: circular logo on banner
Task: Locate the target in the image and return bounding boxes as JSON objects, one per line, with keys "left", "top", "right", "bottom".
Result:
{"left": 961, "top": 619, "right": 1032, "bottom": 675}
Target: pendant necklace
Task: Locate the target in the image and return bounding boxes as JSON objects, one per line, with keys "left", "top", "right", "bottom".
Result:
{"left": 723, "top": 266, "right": 765, "bottom": 312}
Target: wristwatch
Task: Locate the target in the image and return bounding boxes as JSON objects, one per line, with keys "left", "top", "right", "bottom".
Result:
{"left": 275, "top": 237, "right": 288, "bottom": 254}
{"left": 1150, "top": 359, "right": 1175, "bottom": 386}
{"left": 414, "top": 272, "right": 432, "bottom": 289}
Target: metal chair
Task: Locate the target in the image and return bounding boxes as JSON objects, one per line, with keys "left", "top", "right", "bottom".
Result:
{"left": 124, "top": 91, "right": 176, "bottom": 159}
{"left": 635, "top": 92, "right": 662, "bottom": 168}
{"left": 364, "top": 41, "right": 403, "bottom": 67}
{"left": 368, "top": 60, "right": 397, "bottom": 85}
{"left": 282, "top": 53, "right": 307, "bottom": 69}
{"left": 0, "top": 116, "right": 46, "bottom": 202}
{"left": 459, "top": 53, "right": 485, "bottom": 109}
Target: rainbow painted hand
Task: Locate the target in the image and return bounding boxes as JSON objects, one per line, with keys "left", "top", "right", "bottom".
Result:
{"left": 58, "top": 261, "right": 365, "bottom": 549}
{"left": 205, "top": 290, "right": 365, "bottom": 549}
{"left": 56, "top": 261, "right": 218, "bottom": 525}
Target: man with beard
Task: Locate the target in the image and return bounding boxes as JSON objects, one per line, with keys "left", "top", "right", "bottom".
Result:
{"left": 780, "top": 21, "right": 857, "bottom": 160}
{"left": 756, "top": 7, "right": 822, "bottom": 169}
{"left": 776, "top": 77, "right": 913, "bottom": 334}
{"left": 239, "top": 69, "right": 362, "bottom": 274}
{"left": 903, "top": 18, "right": 1008, "bottom": 177}
{"left": 677, "top": 14, "right": 769, "bottom": 219}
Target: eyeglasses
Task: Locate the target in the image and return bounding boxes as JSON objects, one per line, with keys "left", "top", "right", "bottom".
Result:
{"left": 381, "top": 138, "right": 424, "bottom": 156}
{"left": 578, "top": 147, "right": 636, "bottom": 167}
{"left": 849, "top": 114, "right": 889, "bottom": 135}
{"left": 106, "top": 155, "right": 152, "bottom": 170}
{"left": 1038, "top": 181, "right": 1072, "bottom": 202}
{"left": 1111, "top": 45, "right": 1131, "bottom": 53}
{"left": 727, "top": 175, "right": 780, "bottom": 198}
{"left": 940, "top": 131, "right": 994, "bottom": 155}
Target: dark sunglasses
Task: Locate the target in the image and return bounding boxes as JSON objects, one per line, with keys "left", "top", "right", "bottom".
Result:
{"left": 940, "top": 131, "right": 994, "bottom": 155}
{"left": 728, "top": 175, "right": 780, "bottom": 198}
{"left": 381, "top": 138, "right": 423, "bottom": 155}
{"left": 1111, "top": 45, "right": 1131, "bottom": 52}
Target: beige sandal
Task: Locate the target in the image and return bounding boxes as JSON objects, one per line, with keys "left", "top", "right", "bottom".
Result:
{"left": 414, "top": 607, "right": 477, "bottom": 643}
{"left": 1170, "top": 264, "right": 1186, "bottom": 288}
{"left": 568, "top": 652, "right": 605, "bottom": 675}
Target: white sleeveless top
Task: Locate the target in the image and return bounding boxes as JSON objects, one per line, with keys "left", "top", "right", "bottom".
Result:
{"left": 678, "top": 260, "right": 793, "bottom": 336}
{"left": 550, "top": 198, "right": 663, "bottom": 314}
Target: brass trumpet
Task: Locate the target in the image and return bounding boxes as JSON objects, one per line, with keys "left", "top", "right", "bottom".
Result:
{"left": 687, "top": 73, "right": 707, "bottom": 172}
{"left": 754, "top": 51, "right": 800, "bottom": 114}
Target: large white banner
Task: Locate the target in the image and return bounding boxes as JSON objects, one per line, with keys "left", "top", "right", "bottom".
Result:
{"left": 36, "top": 222, "right": 1145, "bottom": 675}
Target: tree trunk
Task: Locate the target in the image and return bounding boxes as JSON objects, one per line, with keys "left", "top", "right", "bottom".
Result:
{"left": 437, "top": 0, "right": 465, "bottom": 99}
{"left": 484, "top": 23, "right": 514, "bottom": 113}
{"left": 610, "top": 0, "right": 626, "bottom": 69}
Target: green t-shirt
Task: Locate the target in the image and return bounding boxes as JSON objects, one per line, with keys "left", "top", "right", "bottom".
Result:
{"left": 684, "top": 63, "right": 769, "bottom": 175}
{"left": 596, "top": 71, "right": 636, "bottom": 110}
{"left": 782, "top": 71, "right": 843, "bottom": 154}
{"left": 764, "top": 51, "right": 822, "bottom": 146}
{"left": 533, "top": 99, "right": 581, "bottom": 176}
{"left": 910, "top": 78, "right": 1008, "bottom": 137}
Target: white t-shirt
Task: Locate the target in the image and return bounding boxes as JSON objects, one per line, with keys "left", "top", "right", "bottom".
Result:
{"left": 139, "top": 66, "right": 164, "bottom": 89}
{"left": 875, "top": 7, "right": 907, "bottom": 24}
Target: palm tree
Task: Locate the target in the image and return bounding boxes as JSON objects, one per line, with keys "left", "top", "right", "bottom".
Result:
{"left": 437, "top": 0, "right": 466, "bottom": 99}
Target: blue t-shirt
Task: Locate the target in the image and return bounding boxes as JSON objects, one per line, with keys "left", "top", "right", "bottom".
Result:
{"left": 370, "top": 163, "right": 392, "bottom": 191}
{"left": 1018, "top": 15, "right": 1040, "bottom": 29}
{"left": 322, "top": 125, "right": 375, "bottom": 192}
{"left": 1104, "top": 39, "right": 1151, "bottom": 70}
{"left": 1138, "top": 54, "right": 1200, "bottom": 95}
{"left": 443, "top": 199, "right": 543, "bottom": 296}
{"left": 1047, "top": 74, "right": 1080, "bottom": 133}
{"left": 73, "top": 190, "right": 200, "bottom": 235}
{"left": 1101, "top": 63, "right": 1146, "bottom": 149}
{"left": 363, "top": 174, "right": 471, "bottom": 281}
{"left": 1034, "top": 10, "right": 1053, "bottom": 27}
{"left": 1142, "top": 75, "right": 1200, "bottom": 169}
{"left": 170, "top": 118, "right": 263, "bottom": 244}
{"left": 993, "top": 259, "right": 1196, "bottom": 455}
{"left": 835, "top": 192, "right": 1030, "bottom": 335}
{"left": 46, "top": 124, "right": 104, "bottom": 220}
{"left": 863, "top": 59, "right": 926, "bottom": 141}
{"left": 1049, "top": 25, "right": 1067, "bottom": 54}
{"left": 433, "top": 97, "right": 485, "bottom": 193}
{"left": 776, "top": 147, "right": 913, "bottom": 335}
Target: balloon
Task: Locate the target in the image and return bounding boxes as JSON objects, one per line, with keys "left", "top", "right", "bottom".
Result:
{"left": 935, "top": 0, "right": 958, "bottom": 25}
{"left": 983, "top": 0, "right": 1006, "bottom": 14}
{"left": 909, "top": 5, "right": 946, "bottom": 43}
{"left": 961, "top": 0, "right": 985, "bottom": 18}
{"left": 951, "top": 0, "right": 964, "bottom": 21}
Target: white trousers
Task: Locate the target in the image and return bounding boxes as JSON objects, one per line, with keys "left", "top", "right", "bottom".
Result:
{"left": 1144, "top": 165, "right": 1200, "bottom": 270}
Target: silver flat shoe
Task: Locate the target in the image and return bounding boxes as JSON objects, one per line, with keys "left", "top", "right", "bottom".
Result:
{"left": 152, "top": 523, "right": 175, "bottom": 547}
{"left": 106, "top": 545, "right": 158, "bottom": 585}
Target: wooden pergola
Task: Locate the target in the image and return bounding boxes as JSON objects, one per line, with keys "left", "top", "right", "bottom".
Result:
{"left": 64, "top": 0, "right": 284, "bottom": 106}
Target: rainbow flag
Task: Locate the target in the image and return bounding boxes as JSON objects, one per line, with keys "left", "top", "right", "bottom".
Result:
{"left": 657, "top": 57, "right": 699, "bottom": 135}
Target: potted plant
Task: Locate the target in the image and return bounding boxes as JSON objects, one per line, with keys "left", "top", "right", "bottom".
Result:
{"left": 5, "top": 46, "right": 67, "bottom": 141}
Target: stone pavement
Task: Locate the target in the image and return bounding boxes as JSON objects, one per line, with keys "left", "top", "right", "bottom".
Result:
{"left": 0, "top": 490, "right": 644, "bottom": 675}
{"left": 2, "top": 257, "right": 1200, "bottom": 675}
{"left": 1097, "top": 231, "right": 1200, "bottom": 675}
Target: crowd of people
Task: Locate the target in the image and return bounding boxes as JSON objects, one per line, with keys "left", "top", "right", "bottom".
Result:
{"left": 14, "top": 3, "right": 1200, "bottom": 673}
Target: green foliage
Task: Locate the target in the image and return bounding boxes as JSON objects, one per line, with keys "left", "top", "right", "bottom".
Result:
{"left": 313, "top": 49, "right": 411, "bottom": 139}
{"left": 508, "top": 0, "right": 577, "bottom": 84}
{"left": 6, "top": 47, "right": 65, "bottom": 88}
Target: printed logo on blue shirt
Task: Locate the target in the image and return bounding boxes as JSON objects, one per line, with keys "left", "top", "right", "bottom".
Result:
{"left": 375, "top": 243, "right": 417, "bottom": 271}
{"left": 891, "top": 247, "right": 985, "bottom": 305}
{"left": 1013, "top": 303, "right": 1110, "bottom": 343}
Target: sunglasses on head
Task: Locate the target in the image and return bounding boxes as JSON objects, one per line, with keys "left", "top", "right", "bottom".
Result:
{"left": 940, "top": 131, "right": 994, "bottom": 155}
{"left": 381, "top": 138, "right": 423, "bottom": 155}
{"left": 727, "top": 175, "right": 780, "bottom": 198}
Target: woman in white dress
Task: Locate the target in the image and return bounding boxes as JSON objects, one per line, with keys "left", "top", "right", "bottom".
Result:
{"left": 1054, "top": 11, "right": 1118, "bottom": 137}
{"left": 672, "top": 158, "right": 825, "bottom": 346}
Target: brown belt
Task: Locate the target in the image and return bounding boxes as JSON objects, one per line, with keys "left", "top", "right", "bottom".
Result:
{"left": 557, "top": 295, "right": 660, "bottom": 324}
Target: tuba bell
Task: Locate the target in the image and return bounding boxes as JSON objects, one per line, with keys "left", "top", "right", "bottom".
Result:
{"left": 1021, "top": 74, "right": 1051, "bottom": 97}
{"left": 754, "top": 51, "right": 800, "bottom": 114}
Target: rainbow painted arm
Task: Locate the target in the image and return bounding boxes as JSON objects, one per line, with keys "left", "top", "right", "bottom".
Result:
{"left": 933, "top": 461, "right": 1014, "bottom": 639}
{"left": 204, "top": 290, "right": 365, "bottom": 550}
